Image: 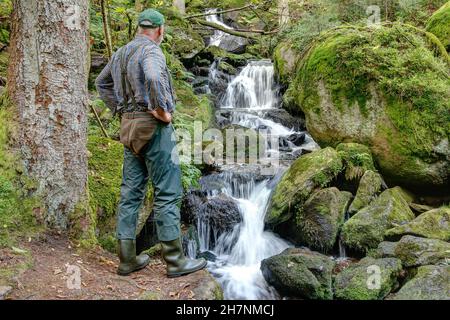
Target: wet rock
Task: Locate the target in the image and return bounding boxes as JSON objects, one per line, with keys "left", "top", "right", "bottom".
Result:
{"left": 389, "top": 265, "right": 449, "bottom": 300}
{"left": 334, "top": 257, "right": 403, "bottom": 300}
{"left": 192, "top": 270, "right": 224, "bottom": 300}
{"left": 261, "top": 247, "right": 335, "bottom": 300}
{"left": 287, "top": 187, "right": 352, "bottom": 252}
{"left": 409, "top": 203, "right": 435, "bottom": 215}
{"left": 181, "top": 190, "right": 241, "bottom": 239}
{"left": 261, "top": 108, "right": 305, "bottom": 131}
{"left": 385, "top": 207, "right": 450, "bottom": 241}
{"left": 90, "top": 53, "right": 108, "bottom": 72}
{"left": 198, "top": 251, "right": 217, "bottom": 262}
{"left": 0, "top": 285, "right": 12, "bottom": 300}
{"left": 341, "top": 187, "right": 415, "bottom": 253}
{"left": 368, "top": 241, "right": 398, "bottom": 259}
{"left": 288, "top": 132, "right": 306, "bottom": 146}
{"left": 267, "top": 147, "right": 344, "bottom": 226}
{"left": 392, "top": 235, "right": 450, "bottom": 268}
{"left": 348, "top": 170, "right": 386, "bottom": 216}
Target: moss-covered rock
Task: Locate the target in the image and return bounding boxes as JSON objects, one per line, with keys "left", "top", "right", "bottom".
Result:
{"left": 260, "top": 247, "right": 335, "bottom": 300}
{"left": 292, "top": 187, "right": 352, "bottom": 252}
{"left": 349, "top": 170, "right": 385, "bottom": 215}
{"left": 197, "top": 45, "right": 253, "bottom": 68}
{"left": 266, "top": 147, "right": 343, "bottom": 226}
{"left": 278, "top": 24, "right": 450, "bottom": 192}
{"left": 385, "top": 206, "right": 450, "bottom": 241}
{"left": 273, "top": 42, "right": 299, "bottom": 85}
{"left": 389, "top": 265, "right": 449, "bottom": 300}
{"left": 341, "top": 187, "right": 415, "bottom": 253}
{"left": 336, "top": 143, "right": 377, "bottom": 181}
{"left": 426, "top": 1, "right": 450, "bottom": 52}
{"left": 368, "top": 241, "right": 398, "bottom": 259}
{"left": 393, "top": 235, "right": 450, "bottom": 267}
{"left": 334, "top": 257, "right": 403, "bottom": 300}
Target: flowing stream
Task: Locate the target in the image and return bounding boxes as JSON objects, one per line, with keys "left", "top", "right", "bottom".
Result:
{"left": 187, "top": 11, "right": 321, "bottom": 300}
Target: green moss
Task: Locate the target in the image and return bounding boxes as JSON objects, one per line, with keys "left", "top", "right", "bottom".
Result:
{"left": 385, "top": 206, "right": 450, "bottom": 241}
{"left": 336, "top": 143, "right": 376, "bottom": 180}
{"left": 426, "top": 1, "right": 450, "bottom": 51}
{"left": 334, "top": 257, "right": 403, "bottom": 300}
{"left": 267, "top": 147, "right": 343, "bottom": 226}
{"left": 0, "top": 51, "right": 8, "bottom": 79}
{"left": 342, "top": 187, "right": 415, "bottom": 253}
{"left": 0, "top": 93, "right": 43, "bottom": 247}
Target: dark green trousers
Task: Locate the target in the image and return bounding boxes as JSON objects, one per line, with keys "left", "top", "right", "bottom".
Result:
{"left": 116, "top": 122, "right": 183, "bottom": 242}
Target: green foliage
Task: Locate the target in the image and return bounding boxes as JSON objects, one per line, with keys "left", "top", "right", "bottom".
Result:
{"left": 180, "top": 162, "right": 202, "bottom": 190}
{"left": 0, "top": 93, "right": 42, "bottom": 247}
{"left": 0, "top": 0, "right": 12, "bottom": 45}
{"left": 336, "top": 143, "right": 376, "bottom": 180}
{"left": 426, "top": 1, "right": 450, "bottom": 51}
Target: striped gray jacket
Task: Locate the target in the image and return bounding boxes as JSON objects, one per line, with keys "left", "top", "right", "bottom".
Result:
{"left": 96, "top": 35, "right": 175, "bottom": 114}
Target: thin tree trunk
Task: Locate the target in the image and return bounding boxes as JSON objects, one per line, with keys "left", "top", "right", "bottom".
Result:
{"left": 135, "top": 0, "right": 143, "bottom": 12}
{"left": 173, "top": 0, "right": 186, "bottom": 15}
{"left": 278, "top": 0, "right": 290, "bottom": 28}
{"left": 100, "top": 0, "right": 113, "bottom": 59}
{"left": 8, "top": 0, "right": 90, "bottom": 231}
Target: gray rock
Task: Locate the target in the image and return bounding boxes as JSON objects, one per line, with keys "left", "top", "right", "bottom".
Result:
{"left": 289, "top": 187, "right": 352, "bottom": 252}
{"left": 261, "top": 247, "right": 335, "bottom": 300}
{"left": 393, "top": 235, "right": 450, "bottom": 268}
{"left": 389, "top": 265, "right": 449, "bottom": 300}
{"left": 348, "top": 170, "right": 385, "bottom": 215}
{"left": 341, "top": 187, "right": 415, "bottom": 253}
{"left": 334, "top": 257, "right": 403, "bottom": 300}
{"left": 0, "top": 286, "right": 12, "bottom": 300}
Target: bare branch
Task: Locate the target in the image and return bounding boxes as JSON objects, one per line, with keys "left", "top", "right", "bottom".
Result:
{"left": 185, "top": 4, "right": 254, "bottom": 19}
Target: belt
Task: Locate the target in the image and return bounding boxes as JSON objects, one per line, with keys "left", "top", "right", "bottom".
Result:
{"left": 122, "top": 112, "right": 155, "bottom": 120}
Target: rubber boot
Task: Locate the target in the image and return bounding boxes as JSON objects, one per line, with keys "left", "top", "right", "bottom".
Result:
{"left": 117, "top": 240, "right": 151, "bottom": 276}
{"left": 161, "top": 238, "right": 207, "bottom": 278}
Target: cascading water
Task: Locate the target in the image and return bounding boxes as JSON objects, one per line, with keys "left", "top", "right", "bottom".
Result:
{"left": 205, "top": 9, "right": 234, "bottom": 47}
{"left": 189, "top": 10, "right": 320, "bottom": 299}
{"left": 196, "top": 57, "right": 319, "bottom": 300}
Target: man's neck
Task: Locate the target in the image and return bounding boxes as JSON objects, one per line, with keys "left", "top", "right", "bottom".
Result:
{"left": 136, "top": 33, "right": 158, "bottom": 45}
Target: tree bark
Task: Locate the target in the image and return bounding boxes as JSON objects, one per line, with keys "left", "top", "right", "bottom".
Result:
{"left": 278, "top": 0, "right": 290, "bottom": 28}
{"left": 173, "top": 0, "right": 185, "bottom": 15}
{"left": 8, "top": 0, "right": 90, "bottom": 231}
{"left": 100, "top": 0, "right": 113, "bottom": 58}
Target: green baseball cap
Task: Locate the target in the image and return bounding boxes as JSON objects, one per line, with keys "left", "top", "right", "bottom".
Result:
{"left": 138, "top": 9, "right": 165, "bottom": 28}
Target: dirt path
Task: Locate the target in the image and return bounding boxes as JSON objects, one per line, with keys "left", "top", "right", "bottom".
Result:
{"left": 0, "top": 233, "right": 222, "bottom": 300}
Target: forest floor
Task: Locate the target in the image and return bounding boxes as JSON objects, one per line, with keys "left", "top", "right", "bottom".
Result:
{"left": 0, "top": 233, "right": 220, "bottom": 300}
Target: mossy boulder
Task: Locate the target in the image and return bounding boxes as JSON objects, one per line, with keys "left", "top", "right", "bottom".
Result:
{"left": 393, "top": 235, "right": 450, "bottom": 267}
{"left": 159, "top": 8, "right": 205, "bottom": 61}
{"left": 389, "top": 265, "right": 449, "bottom": 300}
{"left": 385, "top": 206, "right": 450, "bottom": 241}
{"left": 336, "top": 143, "right": 377, "bottom": 181}
{"left": 334, "top": 257, "right": 403, "bottom": 300}
{"left": 279, "top": 24, "right": 450, "bottom": 192}
{"left": 341, "top": 187, "right": 415, "bottom": 253}
{"left": 273, "top": 42, "right": 299, "bottom": 86}
{"left": 292, "top": 187, "right": 352, "bottom": 252}
{"left": 266, "top": 147, "right": 343, "bottom": 226}
{"left": 349, "top": 170, "right": 385, "bottom": 215}
{"left": 426, "top": 1, "right": 450, "bottom": 52}
{"left": 368, "top": 241, "right": 398, "bottom": 259}
{"left": 260, "top": 247, "right": 335, "bottom": 300}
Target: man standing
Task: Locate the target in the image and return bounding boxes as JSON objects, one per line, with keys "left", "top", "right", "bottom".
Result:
{"left": 96, "top": 9, "right": 206, "bottom": 277}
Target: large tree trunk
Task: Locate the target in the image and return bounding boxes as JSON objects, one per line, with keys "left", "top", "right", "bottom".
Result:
{"left": 8, "top": 0, "right": 90, "bottom": 231}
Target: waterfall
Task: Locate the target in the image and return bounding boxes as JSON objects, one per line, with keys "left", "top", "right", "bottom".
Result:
{"left": 206, "top": 9, "right": 233, "bottom": 47}
{"left": 222, "top": 60, "right": 279, "bottom": 110}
